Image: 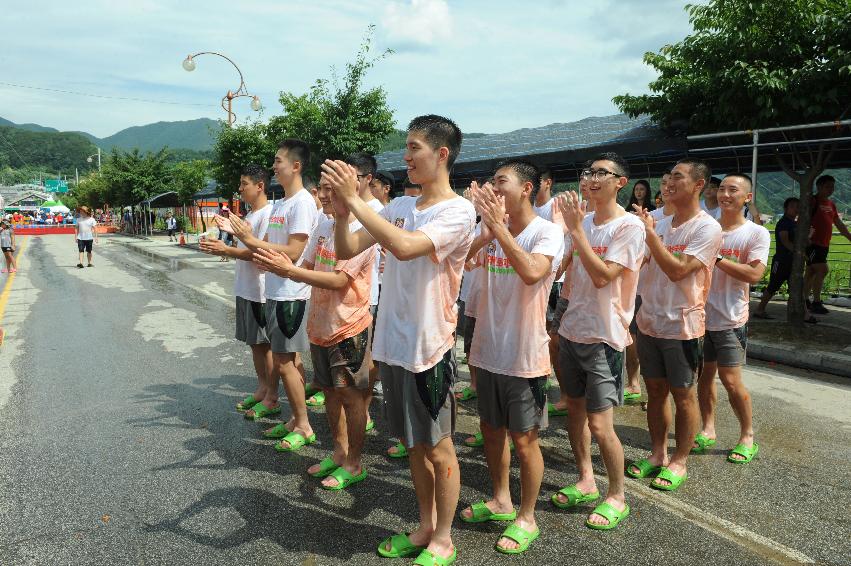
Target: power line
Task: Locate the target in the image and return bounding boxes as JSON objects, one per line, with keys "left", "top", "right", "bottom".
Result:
{"left": 0, "top": 81, "right": 220, "bottom": 108}
{"left": 0, "top": 128, "right": 31, "bottom": 168}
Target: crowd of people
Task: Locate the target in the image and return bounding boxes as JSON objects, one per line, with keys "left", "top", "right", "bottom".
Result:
{"left": 192, "top": 114, "right": 842, "bottom": 564}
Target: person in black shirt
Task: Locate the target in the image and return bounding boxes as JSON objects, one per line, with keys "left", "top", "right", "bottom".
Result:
{"left": 754, "top": 197, "right": 801, "bottom": 319}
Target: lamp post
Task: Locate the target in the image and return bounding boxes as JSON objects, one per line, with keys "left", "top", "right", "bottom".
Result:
{"left": 86, "top": 147, "right": 102, "bottom": 170}
{"left": 182, "top": 52, "right": 261, "bottom": 126}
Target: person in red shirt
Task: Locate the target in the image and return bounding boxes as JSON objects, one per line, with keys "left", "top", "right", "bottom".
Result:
{"left": 805, "top": 175, "right": 851, "bottom": 314}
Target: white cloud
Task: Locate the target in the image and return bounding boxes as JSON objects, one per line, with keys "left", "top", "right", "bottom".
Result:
{"left": 381, "top": 0, "right": 452, "bottom": 50}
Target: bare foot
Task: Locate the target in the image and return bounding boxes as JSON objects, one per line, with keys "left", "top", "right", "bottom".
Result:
{"left": 553, "top": 480, "right": 597, "bottom": 506}
{"left": 496, "top": 517, "right": 537, "bottom": 552}
{"left": 321, "top": 464, "right": 360, "bottom": 488}
{"left": 460, "top": 499, "right": 513, "bottom": 521}
{"left": 653, "top": 461, "right": 686, "bottom": 487}
{"left": 276, "top": 426, "right": 314, "bottom": 449}
{"left": 587, "top": 497, "right": 626, "bottom": 527}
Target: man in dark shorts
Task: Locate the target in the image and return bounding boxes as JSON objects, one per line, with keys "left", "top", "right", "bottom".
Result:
{"left": 754, "top": 197, "right": 798, "bottom": 319}
{"left": 253, "top": 176, "right": 377, "bottom": 490}
{"left": 805, "top": 175, "right": 851, "bottom": 314}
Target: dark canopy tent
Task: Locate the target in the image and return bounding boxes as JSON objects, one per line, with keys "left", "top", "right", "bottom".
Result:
{"left": 375, "top": 114, "right": 687, "bottom": 188}
{"left": 141, "top": 191, "right": 182, "bottom": 208}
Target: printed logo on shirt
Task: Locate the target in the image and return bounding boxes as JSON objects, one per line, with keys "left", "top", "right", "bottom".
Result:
{"left": 393, "top": 217, "right": 405, "bottom": 228}
{"left": 719, "top": 247, "right": 742, "bottom": 263}
{"left": 666, "top": 244, "right": 687, "bottom": 257}
{"left": 314, "top": 237, "right": 337, "bottom": 267}
{"left": 574, "top": 246, "right": 608, "bottom": 259}
{"left": 486, "top": 244, "right": 516, "bottom": 275}
{"left": 268, "top": 215, "right": 286, "bottom": 229}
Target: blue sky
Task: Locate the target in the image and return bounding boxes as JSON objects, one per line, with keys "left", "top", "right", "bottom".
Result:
{"left": 0, "top": 0, "right": 694, "bottom": 138}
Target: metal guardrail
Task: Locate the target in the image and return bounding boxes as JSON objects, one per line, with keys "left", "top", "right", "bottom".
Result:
{"left": 755, "top": 230, "right": 851, "bottom": 297}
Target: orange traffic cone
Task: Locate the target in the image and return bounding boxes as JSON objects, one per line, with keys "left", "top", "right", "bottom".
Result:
{"left": 178, "top": 232, "right": 186, "bottom": 246}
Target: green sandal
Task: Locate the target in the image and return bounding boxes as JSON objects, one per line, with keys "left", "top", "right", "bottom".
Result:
{"left": 727, "top": 442, "right": 759, "bottom": 464}
{"left": 377, "top": 533, "right": 424, "bottom": 558}
{"left": 550, "top": 484, "right": 599, "bottom": 509}
{"left": 413, "top": 548, "right": 457, "bottom": 565}
{"left": 387, "top": 442, "right": 408, "bottom": 459}
{"left": 455, "top": 386, "right": 477, "bottom": 401}
{"left": 495, "top": 524, "right": 539, "bottom": 555}
{"left": 263, "top": 423, "right": 289, "bottom": 439}
{"left": 309, "top": 457, "right": 339, "bottom": 478}
{"left": 322, "top": 467, "right": 367, "bottom": 490}
{"left": 236, "top": 394, "right": 259, "bottom": 412}
{"left": 691, "top": 433, "right": 717, "bottom": 454}
{"left": 460, "top": 500, "right": 517, "bottom": 523}
{"left": 274, "top": 431, "right": 317, "bottom": 452}
{"left": 624, "top": 391, "right": 642, "bottom": 404}
{"left": 306, "top": 391, "right": 326, "bottom": 407}
{"left": 365, "top": 419, "right": 375, "bottom": 432}
{"left": 547, "top": 402, "right": 568, "bottom": 417}
{"left": 245, "top": 403, "right": 281, "bottom": 421}
{"left": 651, "top": 467, "right": 688, "bottom": 491}
{"left": 626, "top": 458, "right": 662, "bottom": 479}
{"left": 586, "top": 502, "right": 630, "bottom": 530}
{"left": 464, "top": 432, "right": 484, "bottom": 447}
{"left": 304, "top": 383, "right": 320, "bottom": 398}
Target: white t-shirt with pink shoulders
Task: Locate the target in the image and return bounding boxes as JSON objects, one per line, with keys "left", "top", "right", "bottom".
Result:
{"left": 264, "top": 189, "right": 319, "bottom": 301}
{"left": 636, "top": 210, "right": 722, "bottom": 340}
{"left": 469, "top": 216, "right": 564, "bottom": 378}
{"left": 234, "top": 203, "right": 272, "bottom": 302}
{"left": 461, "top": 223, "right": 484, "bottom": 317}
{"left": 706, "top": 220, "right": 770, "bottom": 331}
{"left": 373, "top": 195, "right": 476, "bottom": 373}
{"left": 366, "top": 198, "right": 384, "bottom": 306}
{"left": 534, "top": 197, "right": 567, "bottom": 283}
{"left": 560, "top": 211, "right": 646, "bottom": 351}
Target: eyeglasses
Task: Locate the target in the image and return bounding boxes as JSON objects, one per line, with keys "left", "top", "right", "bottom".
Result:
{"left": 356, "top": 174, "right": 369, "bottom": 180}
{"left": 581, "top": 169, "right": 622, "bottom": 181}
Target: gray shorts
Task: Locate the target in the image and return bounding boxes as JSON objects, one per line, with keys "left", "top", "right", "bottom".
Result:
{"left": 637, "top": 331, "right": 703, "bottom": 389}
{"left": 476, "top": 369, "right": 548, "bottom": 433}
{"left": 704, "top": 326, "right": 747, "bottom": 367}
{"left": 311, "top": 325, "right": 372, "bottom": 390}
{"left": 629, "top": 295, "right": 642, "bottom": 335}
{"left": 548, "top": 297, "right": 569, "bottom": 335}
{"left": 463, "top": 316, "right": 476, "bottom": 356}
{"left": 265, "top": 299, "right": 310, "bottom": 354}
{"left": 235, "top": 297, "right": 269, "bottom": 346}
{"left": 559, "top": 337, "right": 624, "bottom": 413}
{"left": 379, "top": 349, "right": 457, "bottom": 448}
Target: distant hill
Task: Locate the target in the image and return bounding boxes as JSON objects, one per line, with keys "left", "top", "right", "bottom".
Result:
{"left": 0, "top": 116, "right": 221, "bottom": 152}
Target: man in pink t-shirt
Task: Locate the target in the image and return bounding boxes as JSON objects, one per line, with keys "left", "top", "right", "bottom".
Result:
{"left": 462, "top": 160, "right": 563, "bottom": 555}
{"left": 696, "top": 173, "right": 769, "bottom": 464}
{"left": 327, "top": 115, "right": 475, "bottom": 565}
{"left": 629, "top": 159, "right": 722, "bottom": 492}
{"left": 552, "top": 153, "right": 645, "bottom": 531}
{"left": 254, "top": 177, "right": 376, "bottom": 490}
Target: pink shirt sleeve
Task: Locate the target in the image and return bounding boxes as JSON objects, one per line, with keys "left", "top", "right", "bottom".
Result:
{"left": 685, "top": 219, "right": 722, "bottom": 267}
{"left": 336, "top": 245, "right": 375, "bottom": 279}
{"left": 605, "top": 222, "right": 645, "bottom": 271}
{"left": 418, "top": 202, "right": 475, "bottom": 263}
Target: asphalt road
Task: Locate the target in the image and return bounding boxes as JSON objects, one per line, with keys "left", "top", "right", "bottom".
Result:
{"left": 0, "top": 235, "right": 849, "bottom": 565}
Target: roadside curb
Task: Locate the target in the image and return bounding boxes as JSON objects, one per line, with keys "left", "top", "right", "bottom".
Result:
{"left": 108, "top": 236, "right": 209, "bottom": 271}
{"left": 748, "top": 340, "right": 851, "bottom": 378}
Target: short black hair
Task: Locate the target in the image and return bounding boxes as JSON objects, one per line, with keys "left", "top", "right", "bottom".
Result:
{"left": 783, "top": 197, "right": 799, "bottom": 210}
{"left": 241, "top": 163, "right": 270, "bottom": 189}
{"left": 303, "top": 176, "right": 317, "bottom": 190}
{"left": 345, "top": 152, "right": 377, "bottom": 177}
{"left": 277, "top": 138, "right": 311, "bottom": 172}
{"left": 495, "top": 158, "right": 541, "bottom": 203}
{"left": 374, "top": 170, "right": 394, "bottom": 187}
{"left": 709, "top": 176, "right": 723, "bottom": 186}
{"left": 592, "top": 152, "right": 630, "bottom": 178}
{"left": 816, "top": 174, "right": 835, "bottom": 187}
{"left": 662, "top": 169, "right": 672, "bottom": 175}
{"left": 540, "top": 168, "right": 553, "bottom": 182}
{"left": 676, "top": 158, "right": 711, "bottom": 185}
{"left": 723, "top": 172, "right": 753, "bottom": 188}
{"left": 407, "top": 114, "right": 463, "bottom": 168}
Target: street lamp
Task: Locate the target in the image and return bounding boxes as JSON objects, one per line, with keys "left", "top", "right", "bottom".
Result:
{"left": 86, "top": 147, "right": 102, "bottom": 170}
{"left": 182, "top": 52, "right": 262, "bottom": 126}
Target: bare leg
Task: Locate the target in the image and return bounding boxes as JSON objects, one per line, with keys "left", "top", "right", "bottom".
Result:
{"left": 548, "top": 331, "right": 568, "bottom": 411}
{"left": 275, "top": 352, "right": 314, "bottom": 447}
{"left": 309, "top": 388, "right": 347, "bottom": 477}
{"left": 655, "top": 386, "right": 698, "bottom": 486}
{"left": 461, "top": 420, "right": 512, "bottom": 520}
{"left": 718, "top": 365, "right": 754, "bottom": 458}
{"left": 586, "top": 409, "right": 627, "bottom": 526}
{"left": 697, "top": 361, "right": 718, "bottom": 442}
{"left": 625, "top": 340, "right": 641, "bottom": 395}
{"left": 249, "top": 343, "right": 272, "bottom": 404}
{"left": 633, "top": 378, "right": 671, "bottom": 475}
{"left": 323, "top": 387, "right": 368, "bottom": 487}
{"left": 562, "top": 396, "right": 596, "bottom": 499}
{"left": 422, "top": 438, "right": 459, "bottom": 559}
{"left": 497, "top": 428, "right": 542, "bottom": 551}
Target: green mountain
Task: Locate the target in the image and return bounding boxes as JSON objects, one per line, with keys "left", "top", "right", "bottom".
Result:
{"left": 0, "top": 116, "right": 221, "bottom": 152}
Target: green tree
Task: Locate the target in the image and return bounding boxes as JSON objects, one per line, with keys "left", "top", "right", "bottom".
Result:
{"left": 173, "top": 159, "right": 210, "bottom": 204}
{"left": 211, "top": 120, "right": 275, "bottom": 200}
{"left": 101, "top": 147, "right": 173, "bottom": 207}
{"left": 613, "top": 0, "right": 851, "bottom": 324}
{"left": 265, "top": 25, "right": 396, "bottom": 176}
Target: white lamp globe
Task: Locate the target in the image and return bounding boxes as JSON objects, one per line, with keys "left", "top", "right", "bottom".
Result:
{"left": 182, "top": 57, "right": 196, "bottom": 72}
{"left": 250, "top": 96, "right": 261, "bottom": 111}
